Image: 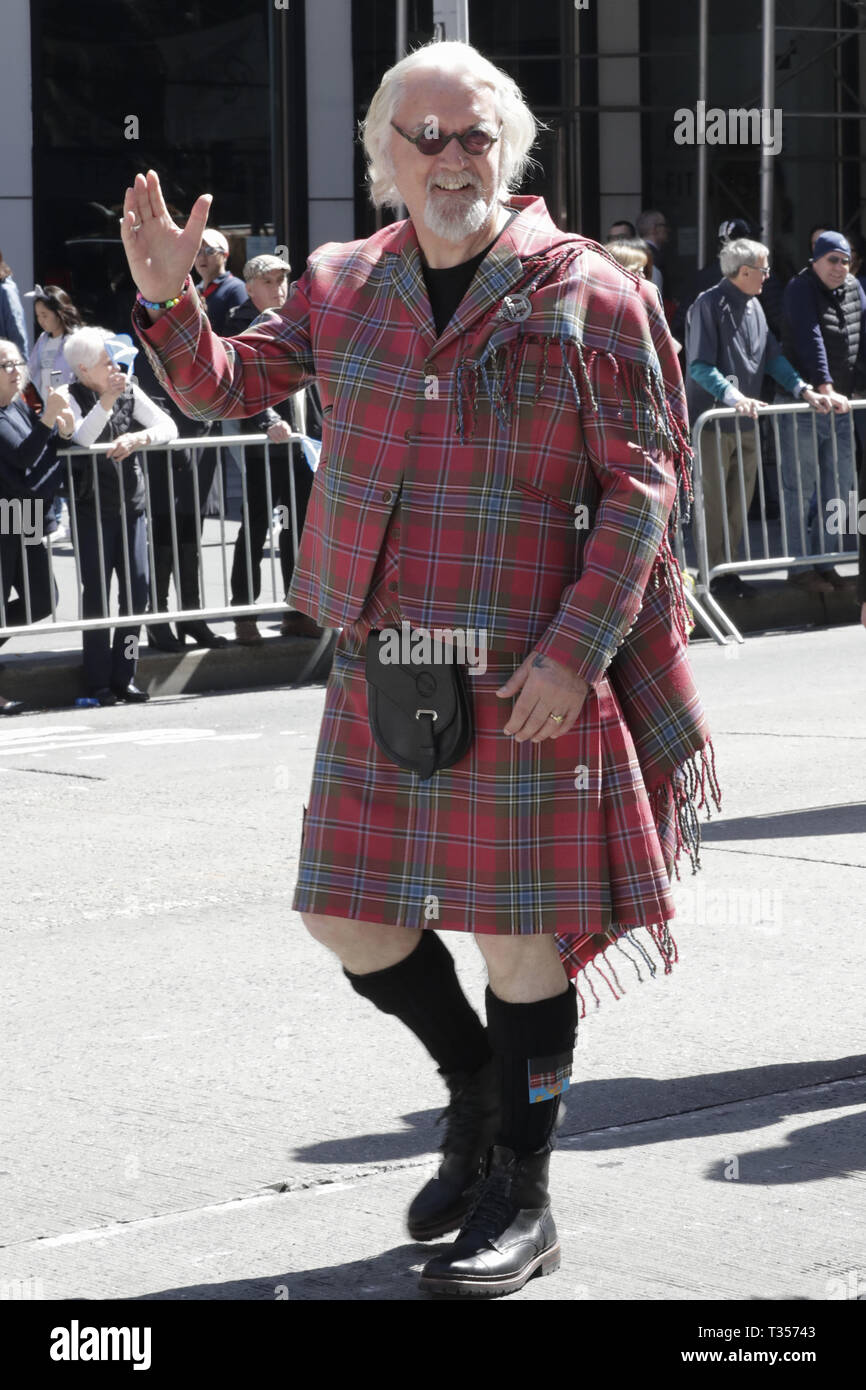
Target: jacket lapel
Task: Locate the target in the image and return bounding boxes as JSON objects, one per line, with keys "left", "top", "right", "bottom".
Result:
{"left": 387, "top": 196, "right": 574, "bottom": 355}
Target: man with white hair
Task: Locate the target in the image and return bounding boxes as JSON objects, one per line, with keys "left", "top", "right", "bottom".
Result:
{"left": 120, "top": 39, "right": 720, "bottom": 1299}
{"left": 64, "top": 327, "right": 177, "bottom": 704}
{"left": 685, "top": 237, "right": 830, "bottom": 600}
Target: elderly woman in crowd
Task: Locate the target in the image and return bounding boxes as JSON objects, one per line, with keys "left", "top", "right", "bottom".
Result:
{"left": 0, "top": 337, "right": 74, "bottom": 713}
{"left": 64, "top": 326, "right": 177, "bottom": 705}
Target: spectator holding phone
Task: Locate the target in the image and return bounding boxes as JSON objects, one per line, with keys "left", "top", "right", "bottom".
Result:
{"left": 0, "top": 337, "right": 74, "bottom": 713}
{"left": 26, "top": 285, "right": 83, "bottom": 403}
{"left": 64, "top": 327, "right": 177, "bottom": 705}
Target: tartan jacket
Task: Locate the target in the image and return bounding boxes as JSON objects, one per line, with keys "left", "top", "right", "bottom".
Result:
{"left": 133, "top": 195, "right": 721, "bottom": 874}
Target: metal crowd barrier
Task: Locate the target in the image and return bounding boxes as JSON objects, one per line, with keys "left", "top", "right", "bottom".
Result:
{"left": 677, "top": 399, "right": 865, "bottom": 645}
{"left": 0, "top": 432, "right": 318, "bottom": 641}
{"left": 3, "top": 405, "right": 862, "bottom": 654}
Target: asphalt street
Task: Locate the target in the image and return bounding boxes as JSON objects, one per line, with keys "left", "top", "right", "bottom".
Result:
{"left": 1, "top": 623, "right": 864, "bottom": 1302}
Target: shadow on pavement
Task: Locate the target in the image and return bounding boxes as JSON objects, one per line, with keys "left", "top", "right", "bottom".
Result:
{"left": 132, "top": 1244, "right": 433, "bottom": 1301}
{"left": 292, "top": 1057, "right": 866, "bottom": 1183}
{"left": 701, "top": 802, "right": 866, "bottom": 842}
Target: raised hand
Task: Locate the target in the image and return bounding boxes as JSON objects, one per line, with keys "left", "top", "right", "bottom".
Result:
{"left": 119, "top": 170, "right": 213, "bottom": 306}
{"left": 42, "top": 386, "right": 72, "bottom": 428}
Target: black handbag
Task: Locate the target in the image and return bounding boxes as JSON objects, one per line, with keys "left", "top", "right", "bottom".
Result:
{"left": 364, "top": 626, "right": 474, "bottom": 780}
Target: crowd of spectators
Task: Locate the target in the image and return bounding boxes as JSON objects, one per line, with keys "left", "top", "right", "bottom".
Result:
{"left": 2, "top": 203, "right": 865, "bottom": 714}
{"left": 603, "top": 211, "right": 866, "bottom": 604}
{"left": 0, "top": 235, "right": 322, "bottom": 714}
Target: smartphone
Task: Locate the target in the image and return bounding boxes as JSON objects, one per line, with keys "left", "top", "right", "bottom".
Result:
{"left": 50, "top": 370, "right": 63, "bottom": 384}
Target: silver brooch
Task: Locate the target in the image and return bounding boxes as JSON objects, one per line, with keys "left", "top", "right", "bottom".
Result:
{"left": 500, "top": 292, "right": 532, "bottom": 322}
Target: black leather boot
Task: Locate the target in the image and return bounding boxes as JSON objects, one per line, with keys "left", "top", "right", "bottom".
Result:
{"left": 417, "top": 1144, "right": 560, "bottom": 1298}
{"left": 407, "top": 1057, "right": 499, "bottom": 1242}
{"left": 174, "top": 542, "right": 229, "bottom": 648}
{"left": 146, "top": 543, "right": 185, "bottom": 652}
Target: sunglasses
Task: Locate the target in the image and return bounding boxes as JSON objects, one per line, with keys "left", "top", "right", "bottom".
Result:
{"left": 824, "top": 255, "right": 849, "bottom": 266}
{"left": 197, "top": 246, "right": 222, "bottom": 257}
{"left": 390, "top": 120, "right": 501, "bottom": 156}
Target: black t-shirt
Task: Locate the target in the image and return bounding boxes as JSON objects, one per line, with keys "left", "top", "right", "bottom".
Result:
{"left": 420, "top": 208, "right": 519, "bottom": 338}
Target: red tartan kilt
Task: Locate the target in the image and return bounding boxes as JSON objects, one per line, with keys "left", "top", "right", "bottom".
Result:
{"left": 292, "top": 628, "right": 679, "bottom": 1002}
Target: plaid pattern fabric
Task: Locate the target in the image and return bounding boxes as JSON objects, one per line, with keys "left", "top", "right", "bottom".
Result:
{"left": 292, "top": 627, "right": 679, "bottom": 1011}
{"left": 133, "top": 195, "right": 693, "bottom": 686}
{"left": 133, "top": 196, "right": 723, "bottom": 1013}
{"left": 528, "top": 1053, "right": 573, "bottom": 1104}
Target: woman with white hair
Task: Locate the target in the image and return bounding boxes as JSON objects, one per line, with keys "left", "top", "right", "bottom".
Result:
{"left": 120, "top": 38, "right": 721, "bottom": 1299}
{"left": 64, "top": 326, "right": 177, "bottom": 705}
{"left": 0, "top": 337, "right": 74, "bottom": 712}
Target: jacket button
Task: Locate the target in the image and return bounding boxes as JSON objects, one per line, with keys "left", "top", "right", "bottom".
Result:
{"left": 404, "top": 429, "right": 414, "bottom": 441}
{"left": 382, "top": 490, "right": 394, "bottom": 504}
{"left": 388, "top": 581, "right": 398, "bottom": 592}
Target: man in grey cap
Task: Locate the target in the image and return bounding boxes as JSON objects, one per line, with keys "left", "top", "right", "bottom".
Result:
{"left": 225, "top": 254, "right": 321, "bottom": 642}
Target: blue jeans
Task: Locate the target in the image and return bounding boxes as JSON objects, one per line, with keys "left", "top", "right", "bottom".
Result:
{"left": 776, "top": 392, "right": 857, "bottom": 571}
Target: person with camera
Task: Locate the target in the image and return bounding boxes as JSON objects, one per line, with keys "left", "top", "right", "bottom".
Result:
{"left": 64, "top": 327, "right": 177, "bottom": 705}
{"left": 0, "top": 338, "right": 74, "bottom": 712}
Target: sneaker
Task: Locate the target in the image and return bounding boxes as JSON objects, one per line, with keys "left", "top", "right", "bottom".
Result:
{"left": 788, "top": 569, "right": 834, "bottom": 594}
{"left": 280, "top": 610, "right": 324, "bottom": 639}
{"left": 819, "top": 568, "right": 858, "bottom": 591}
{"left": 234, "top": 619, "right": 264, "bottom": 645}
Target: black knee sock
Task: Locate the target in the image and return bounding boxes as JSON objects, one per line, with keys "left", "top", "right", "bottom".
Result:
{"left": 485, "top": 982, "right": 578, "bottom": 1156}
{"left": 343, "top": 931, "right": 492, "bottom": 1076}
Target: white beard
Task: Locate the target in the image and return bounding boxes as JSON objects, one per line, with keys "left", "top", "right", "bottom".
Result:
{"left": 422, "top": 183, "right": 496, "bottom": 243}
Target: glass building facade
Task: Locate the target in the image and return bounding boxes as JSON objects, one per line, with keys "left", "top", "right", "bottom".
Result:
{"left": 20, "top": 0, "right": 866, "bottom": 326}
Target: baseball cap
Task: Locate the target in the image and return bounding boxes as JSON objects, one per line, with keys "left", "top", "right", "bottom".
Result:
{"left": 811, "top": 231, "right": 851, "bottom": 262}
{"left": 200, "top": 230, "right": 229, "bottom": 255}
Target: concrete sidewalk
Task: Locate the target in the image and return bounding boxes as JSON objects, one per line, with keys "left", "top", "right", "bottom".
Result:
{"left": 0, "top": 624, "right": 864, "bottom": 1302}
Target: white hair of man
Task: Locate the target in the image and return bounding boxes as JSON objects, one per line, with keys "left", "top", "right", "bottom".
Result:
{"left": 64, "top": 326, "right": 113, "bottom": 374}
{"left": 719, "top": 238, "right": 769, "bottom": 279}
{"left": 359, "top": 39, "right": 541, "bottom": 211}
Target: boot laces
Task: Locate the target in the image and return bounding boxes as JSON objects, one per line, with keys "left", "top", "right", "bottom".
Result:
{"left": 434, "top": 1070, "right": 492, "bottom": 1157}
{"left": 461, "top": 1163, "right": 515, "bottom": 1240}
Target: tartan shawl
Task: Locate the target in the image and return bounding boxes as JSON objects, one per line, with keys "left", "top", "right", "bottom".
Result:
{"left": 133, "top": 196, "right": 721, "bottom": 878}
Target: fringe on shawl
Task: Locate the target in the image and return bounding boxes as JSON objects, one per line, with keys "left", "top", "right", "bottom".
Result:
{"left": 648, "top": 737, "right": 722, "bottom": 881}
{"left": 457, "top": 333, "right": 695, "bottom": 532}
{"left": 557, "top": 739, "right": 722, "bottom": 1019}
{"left": 559, "top": 920, "right": 681, "bottom": 1022}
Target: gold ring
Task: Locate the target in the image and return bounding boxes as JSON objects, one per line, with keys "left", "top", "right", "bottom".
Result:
{"left": 549, "top": 713, "right": 565, "bottom": 723}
